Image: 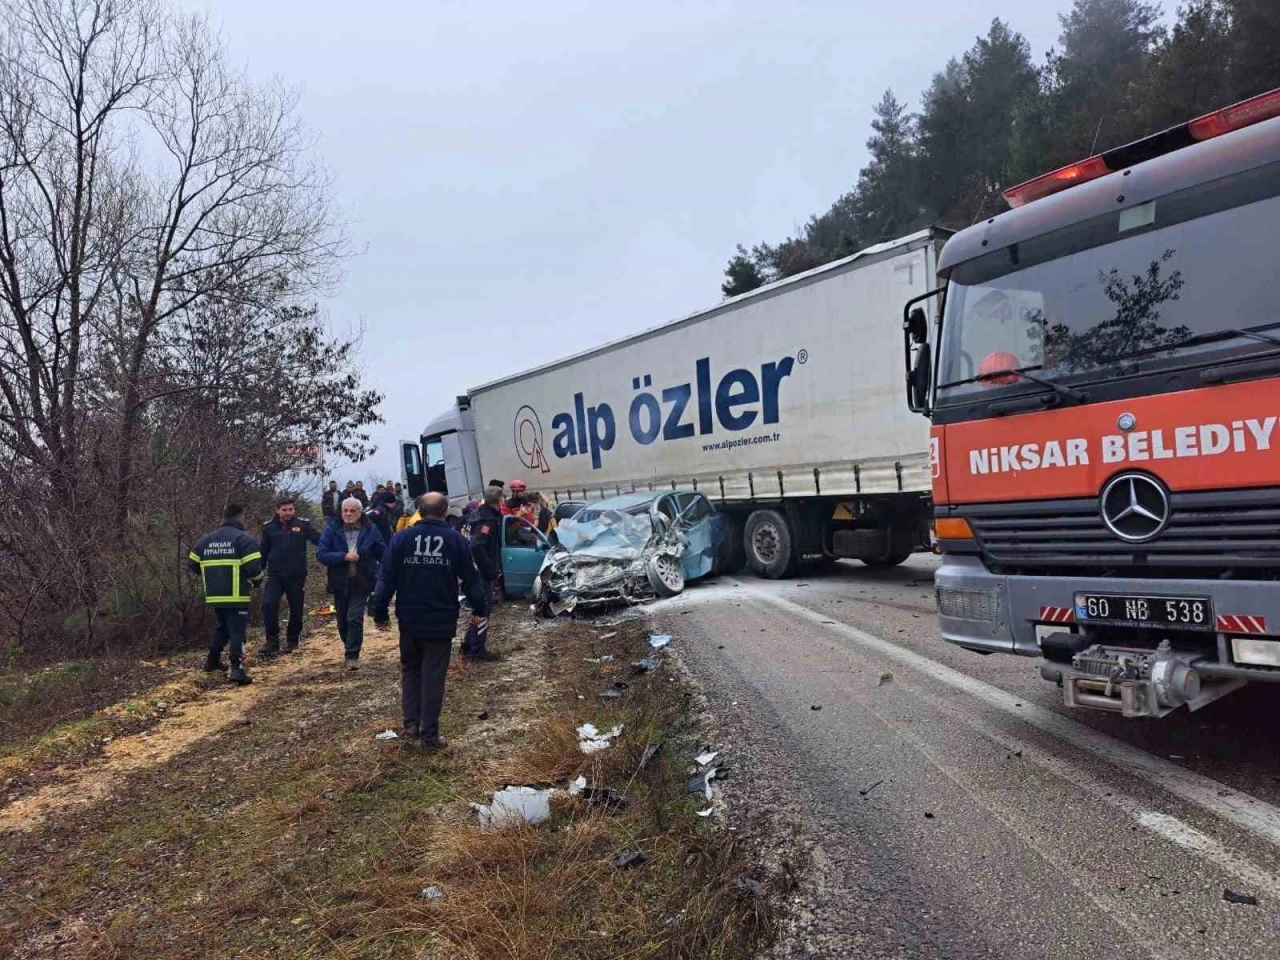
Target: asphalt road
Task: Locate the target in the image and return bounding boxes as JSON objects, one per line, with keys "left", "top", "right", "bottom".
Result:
{"left": 652, "top": 556, "right": 1280, "bottom": 960}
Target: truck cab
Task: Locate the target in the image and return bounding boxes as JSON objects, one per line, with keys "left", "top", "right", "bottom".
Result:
{"left": 401, "top": 398, "right": 484, "bottom": 508}
{"left": 909, "top": 88, "right": 1280, "bottom": 718}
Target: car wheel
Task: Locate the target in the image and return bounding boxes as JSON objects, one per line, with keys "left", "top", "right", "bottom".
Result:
{"left": 744, "top": 509, "right": 796, "bottom": 579}
{"left": 647, "top": 553, "right": 686, "bottom": 598}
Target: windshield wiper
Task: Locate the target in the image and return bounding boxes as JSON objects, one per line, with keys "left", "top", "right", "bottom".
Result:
{"left": 1108, "top": 320, "right": 1280, "bottom": 365}
{"left": 941, "top": 365, "right": 1088, "bottom": 405}
{"left": 980, "top": 368, "right": 1089, "bottom": 405}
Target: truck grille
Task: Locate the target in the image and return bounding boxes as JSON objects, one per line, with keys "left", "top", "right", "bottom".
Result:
{"left": 963, "top": 487, "right": 1280, "bottom": 574}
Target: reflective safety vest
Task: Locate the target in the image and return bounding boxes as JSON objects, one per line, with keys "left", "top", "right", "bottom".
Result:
{"left": 187, "top": 521, "right": 265, "bottom": 606}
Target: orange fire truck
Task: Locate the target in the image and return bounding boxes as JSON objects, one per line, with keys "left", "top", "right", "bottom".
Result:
{"left": 905, "top": 88, "right": 1280, "bottom": 719}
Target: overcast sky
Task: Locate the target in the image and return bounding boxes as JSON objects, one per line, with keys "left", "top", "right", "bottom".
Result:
{"left": 212, "top": 0, "right": 1068, "bottom": 482}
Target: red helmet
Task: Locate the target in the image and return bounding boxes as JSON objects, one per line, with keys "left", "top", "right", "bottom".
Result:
{"left": 977, "top": 351, "right": 1021, "bottom": 386}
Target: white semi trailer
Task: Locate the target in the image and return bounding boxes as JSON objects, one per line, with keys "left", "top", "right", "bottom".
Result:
{"left": 402, "top": 228, "right": 946, "bottom": 578}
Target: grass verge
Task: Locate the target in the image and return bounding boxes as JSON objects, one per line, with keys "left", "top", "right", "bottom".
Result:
{"left": 0, "top": 606, "right": 784, "bottom": 959}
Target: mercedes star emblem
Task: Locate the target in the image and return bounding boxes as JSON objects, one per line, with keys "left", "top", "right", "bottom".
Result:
{"left": 1100, "top": 473, "right": 1170, "bottom": 542}
{"left": 1117, "top": 412, "right": 1136, "bottom": 431}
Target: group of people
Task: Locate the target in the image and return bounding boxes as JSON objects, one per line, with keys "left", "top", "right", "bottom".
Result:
{"left": 187, "top": 481, "right": 527, "bottom": 752}
{"left": 320, "top": 478, "right": 408, "bottom": 543}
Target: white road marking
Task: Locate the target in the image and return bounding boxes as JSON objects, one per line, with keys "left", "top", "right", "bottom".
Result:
{"left": 1138, "top": 813, "right": 1280, "bottom": 898}
{"left": 841, "top": 652, "right": 1280, "bottom": 898}
{"left": 732, "top": 581, "right": 1280, "bottom": 852}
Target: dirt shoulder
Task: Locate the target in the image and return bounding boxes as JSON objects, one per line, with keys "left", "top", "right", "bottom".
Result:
{"left": 0, "top": 599, "right": 781, "bottom": 959}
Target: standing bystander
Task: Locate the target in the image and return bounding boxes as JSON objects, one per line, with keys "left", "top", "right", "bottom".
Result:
{"left": 371, "top": 493, "right": 486, "bottom": 751}
{"left": 259, "top": 496, "right": 321, "bottom": 656}
{"left": 317, "top": 497, "right": 386, "bottom": 669}
{"left": 463, "top": 485, "right": 504, "bottom": 662}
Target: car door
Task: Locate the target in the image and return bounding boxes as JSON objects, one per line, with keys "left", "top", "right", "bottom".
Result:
{"left": 501, "top": 515, "right": 550, "bottom": 597}
{"left": 673, "top": 493, "right": 721, "bottom": 580}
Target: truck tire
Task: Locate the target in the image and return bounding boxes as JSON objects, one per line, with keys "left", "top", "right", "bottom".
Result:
{"left": 861, "top": 547, "right": 913, "bottom": 568}
{"left": 715, "top": 516, "right": 747, "bottom": 575}
{"left": 744, "top": 509, "right": 796, "bottom": 579}
{"left": 647, "top": 553, "right": 686, "bottom": 598}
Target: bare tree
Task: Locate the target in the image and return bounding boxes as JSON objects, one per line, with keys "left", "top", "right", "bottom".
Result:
{"left": 0, "top": 0, "right": 379, "bottom": 661}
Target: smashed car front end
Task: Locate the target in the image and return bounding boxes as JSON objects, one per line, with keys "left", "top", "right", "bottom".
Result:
{"left": 534, "top": 508, "right": 685, "bottom": 615}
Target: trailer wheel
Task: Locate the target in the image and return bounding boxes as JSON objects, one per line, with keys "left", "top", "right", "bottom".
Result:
{"left": 744, "top": 510, "right": 796, "bottom": 579}
{"left": 714, "top": 516, "right": 747, "bottom": 575}
{"left": 861, "top": 548, "right": 913, "bottom": 568}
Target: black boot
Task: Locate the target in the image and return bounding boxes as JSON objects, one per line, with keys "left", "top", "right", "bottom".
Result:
{"left": 203, "top": 650, "right": 224, "bottom": 672}
{"left": 228, "top": 661, "right": 253, "bottom": 685}
{"left": 258, "top": 640, "right": 281, "bottom": 658}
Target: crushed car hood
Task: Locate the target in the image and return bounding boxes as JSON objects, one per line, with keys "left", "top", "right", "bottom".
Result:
{"left": 536, "top": 509, "right": 685, "bottom": 615}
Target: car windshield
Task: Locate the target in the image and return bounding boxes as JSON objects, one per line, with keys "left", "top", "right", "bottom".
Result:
{"left": 936, "top": 165, "right": 1280, "bottom": 403}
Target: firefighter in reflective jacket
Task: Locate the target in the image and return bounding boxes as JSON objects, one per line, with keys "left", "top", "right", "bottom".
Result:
{"left": 187, "top": 502, "right": 265, "bottom": 685}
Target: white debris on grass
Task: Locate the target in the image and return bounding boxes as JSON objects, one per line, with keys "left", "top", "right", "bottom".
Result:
{"left": 577, "top": 722, "right": 624, "bottom": 754}
{"left": 648, "top": 634, "right": 672, "bottom": 649}
{"left": 695, "top": 751, "right": 718, "bottom": 767}
{"left": 421, "top": 886, "right": 446, "bottom": 901}
{"left": 374, "top": 729, "right": 398, "bottom": 741}
{"left": 568, "top": 775, "right": 588, "bottom": 796}
{"left": 471, "top": 786, "right": 554, "bottom": 829}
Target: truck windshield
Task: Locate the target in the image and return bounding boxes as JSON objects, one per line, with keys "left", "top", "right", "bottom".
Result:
{"left": 936, "top": 166, "right": 1280, "bottom": 404}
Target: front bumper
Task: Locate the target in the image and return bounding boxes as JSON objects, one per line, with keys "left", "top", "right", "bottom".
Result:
{"left": 934, "top": 554, "right": 1280, "bottom": 681}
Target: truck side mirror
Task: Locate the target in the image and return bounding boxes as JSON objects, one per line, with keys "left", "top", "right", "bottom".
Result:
{"left": 907, "top": 342, "right": 932, "bottom": 413}
{"left": 905, "top": 306, "right": 928, "bottom": 345}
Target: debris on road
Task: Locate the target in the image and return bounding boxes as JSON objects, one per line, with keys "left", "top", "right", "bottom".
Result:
{"left": 877, "top": 672, "right": 894, "bottom": 686}
{"left": 859, "top": 779, "right": 884, "bottom": 797}
{"left": 696, "top": 807, "right": 714, "bottom": 817}
{"left": 472, "top": 786, "right": 554, "bottom": 829}
{"left": 688, "top": 766, "right": 718, "bottom": 800}
{"left": 611, "top": 851, "right": 647, "bottom": 870}
{"left": 649, "top": 634, "right": 673, "bottom": 649}
{"left": 1224, "top": 888, "right": 1259, "bottom": 906}
{"left": 373, "top": 729, "right": 398, "bottom": 741}
{"left": 599, "top": 632, "right": 617, "bottom": 641}
{"left": 477, "top": 710, "right": 489, "bottom": 720}
{"left": 599, "top": 689, "right": 622, "bottom": 700}
{"left": 695, "top": 750, "right": 719, "bottom": 767}
{"left": 632, "top": 656, "right": 661, "bottom": 674}
{"left": 577, "top": 722, "right": 624, "bottom": 754}
{"left": 420, "top": 886, "right": 446, "bottom": 901}
{"left": 810, "top": 704, "right": 822, "bottom": 711}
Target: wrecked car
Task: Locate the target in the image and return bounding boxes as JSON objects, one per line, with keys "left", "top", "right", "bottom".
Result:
{"left": 534, "top": 491, "right": 726, "bottom": 615}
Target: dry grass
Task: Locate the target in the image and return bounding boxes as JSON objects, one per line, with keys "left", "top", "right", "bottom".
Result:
{"left": 0, "top": 608, "right": 781, "bottom": 960}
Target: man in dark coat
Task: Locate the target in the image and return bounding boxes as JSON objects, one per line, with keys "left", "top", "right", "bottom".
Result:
{"left": 317, "top": 497, "right": 386, "bottom": 668}
{"left": 320, "top": 480, "right": 342, "bottom": 519}
{"left": 462, "top": 485, "right": 504, "bottom": 663}
{"left": 187, "top": 503, "right": 264, "bottom": 685}
{"left": 371, "top": 493, "right": 485, "bottom": 751}
{"left": 259, "top": 496, "right": 321, "bottom": 657}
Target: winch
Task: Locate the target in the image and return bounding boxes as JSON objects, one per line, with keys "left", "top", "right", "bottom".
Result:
{"left": 1044, "top": 640, "right": 1220, "bottom": 718}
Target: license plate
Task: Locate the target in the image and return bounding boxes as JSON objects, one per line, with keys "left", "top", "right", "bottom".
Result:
{"left": 1074, "top": 593, "right": 1214, "bottom": 631}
